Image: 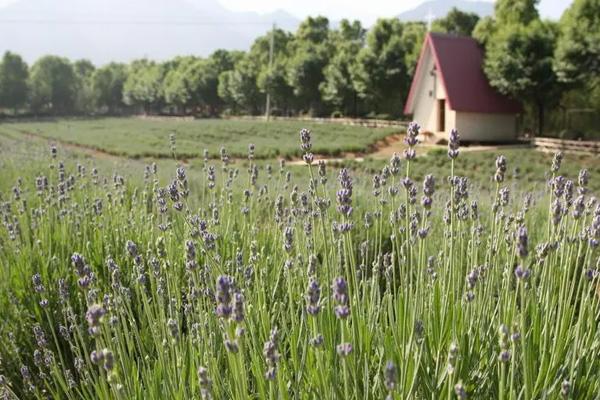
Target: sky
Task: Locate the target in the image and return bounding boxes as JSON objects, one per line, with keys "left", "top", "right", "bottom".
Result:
{"left": 219, "top": 0, "right": 571, "bottom": 25}
{"left": 0, "top": 0, "right": 572, "bottom": 25}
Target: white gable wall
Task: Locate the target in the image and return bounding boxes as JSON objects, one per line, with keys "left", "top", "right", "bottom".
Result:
{"left": 455, "top": 112, "right": 517, "bottom": 141}
{"left": 412, "top": 48, "right": 452, "bottom": 135}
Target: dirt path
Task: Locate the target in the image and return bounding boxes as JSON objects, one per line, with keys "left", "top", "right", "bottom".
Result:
{"left": 18, "top": 130, "right": 124, "bottom": 161}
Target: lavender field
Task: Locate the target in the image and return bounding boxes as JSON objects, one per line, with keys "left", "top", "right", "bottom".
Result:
{"left": 0, "top": 123, "right": 599, "bottom": 399}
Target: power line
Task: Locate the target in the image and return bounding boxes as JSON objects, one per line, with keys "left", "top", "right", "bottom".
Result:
{"left": 0, "top": 19, "right": 279, "bottom": 26}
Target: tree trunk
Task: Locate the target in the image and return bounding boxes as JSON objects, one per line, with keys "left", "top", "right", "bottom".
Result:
{"left": 537, "top": 100, "right": 545, "bottom": 137}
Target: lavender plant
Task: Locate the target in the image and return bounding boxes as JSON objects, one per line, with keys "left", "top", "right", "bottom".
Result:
{"left": 0, "top": 124, "right": 598, "bottom": 400}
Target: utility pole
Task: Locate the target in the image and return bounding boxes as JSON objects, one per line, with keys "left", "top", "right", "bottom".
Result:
{"left": 265, "top": 22, "right": 275, "bottom": 121}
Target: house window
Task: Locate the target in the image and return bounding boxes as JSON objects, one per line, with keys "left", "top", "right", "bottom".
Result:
{"left": 438, "top": 99, "right": 445, "bottom": 132}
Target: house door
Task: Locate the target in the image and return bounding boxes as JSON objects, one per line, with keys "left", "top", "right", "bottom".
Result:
{"left": 437, "top": 99, "right": 445, "bottom": 132}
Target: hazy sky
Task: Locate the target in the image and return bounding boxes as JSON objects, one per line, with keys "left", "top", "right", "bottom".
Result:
{"left": 0, "top": 0, "right": 572, "bottom": 25}
{"left": 220, "top": 0, "right": 571, "bottom": 25}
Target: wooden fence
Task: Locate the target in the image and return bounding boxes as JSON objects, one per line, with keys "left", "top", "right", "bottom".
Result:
{"left": 224, "top": 115, "right": 408, "bottom": 129}
{"left": 531, "top": 137, "right": 600, "bottom": 155}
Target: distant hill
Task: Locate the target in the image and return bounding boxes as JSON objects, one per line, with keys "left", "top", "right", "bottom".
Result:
{"left": 397, "top": 0, "right": 494, "bottom": 22}
{"left": 0, "top": 0, "right": 299, "bottom": 64}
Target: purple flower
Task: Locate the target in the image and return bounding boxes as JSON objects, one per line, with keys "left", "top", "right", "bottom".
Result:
{"left": 306, "top": 278, "right": 321, "bottom": 316}
{"left": 384, "top": 361, "right": 397, "bottom": 391}
{"left": 561, "top": 380, "right": 571, "bottom": 398}
{"left": 454, "top": 382, "right": 467, "bottom": 399}
{"left": 299, "top": 128, "right": 312, "bottom": 152}
{"left": 499, "top": 187, "right": 510, "bottom": 206}
{"left": 332, "top": 277, "right": 349, "bottom": 320}
{"left": 336, "top": 169, "right": 353, "bottom": 218}
{"left": 516, "top": 226, "right": 528, "bottom": 258}
{"left": 499, "top": 350, "right": 511, "bottom": 363}
{"left": 197, "top": 367, "right": 212, "bottom": 399}
{"left": 332, "top": 277, "right": 348, "bottom": 304}
{"left": 405, "top": 122, "right": 420, "bottom": 147}
{"left": 216, "top": 275, "right": 233, "bottom": 319}
{"left": 390, "top": 153, "right": 401, "bottom": 175}
{"left": 263, "top": 327, "right": 280, "bottom": 380}
{"left": 422, "top": 174, "right": 435, "bottom": 209}
{"left": 494, "top": 155, "right": 507, "bottom": 183}
{"left": 167, "top": 318, "right": 179, "bottom": 340}
{"left": 448, "top": 128, "right": 460, "bottom": 159}
{"left": 551, "top": 151, "right": 563, "bottom": 173}
{"left": 283, "top": 226, "right": 294, "bottom": 253}
{"left": 514, "top": 265, "right": 531, "bottom": 280}
{"left": 578, "top": 169, "right": 589, "bottom": 194}
{"left": 336, "top": 342, "right": 353, "bottom": 357}
{"left": 232, "top": 293, "right": 245, "bottom": 323}
{"left": 85, "top": 304, "right": 106, "bottom": 335}
{"left": 309, "top": 334, "right": 324, "bottom": 347}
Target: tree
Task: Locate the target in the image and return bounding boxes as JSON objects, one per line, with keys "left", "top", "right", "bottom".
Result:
{"left": 0, "top": 51, "right": 28, "bottom": 113}
{"left": 29, "top": 56, "right": 77, "bottom": 114}
{"left": 432, "top": 7, "right": 480, "bottom": 36}
{"left": 218, "top": 56, "right": 263, "bottom": 115}
{"left": 483, "top": 20, "right": 561, "bottom": 135}
{"left": 554, "top": 0, "right": 600, "bottom": 84}
{"left": 321, "top": 19, "right": 366, "bottom": 116}
{"left": 73, "top": 59, "right": 96, "bottom": 114}
{"left": 353, "top": 18, "right": 409, "bottom": 118}
{"left": 122, "top": 59, "right": 165, "bottom": 114}
{"left": 287, "top": 16, "right": 332, "bottom": 115}
{"left": 251, "top": 29, "right": 294, "bottom": 115}
{"left": 472, "top": 16, "right": 497, "bottom": 47}
{"left": 207, "top": 50, "right": 245, "bottom": 114}
{"left": 163, "top": 56, "right": 198, "bottom": 114}
{"left": 495, "top": 0, "right": 539, "bottom": 25}
{"left": 399, "top": 22, "right": 427, "bottom": 77}
{"left": 92, "top": 63, "right": 128, "bottom": 113}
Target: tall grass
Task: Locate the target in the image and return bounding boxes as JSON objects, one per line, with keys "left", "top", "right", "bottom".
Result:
{"left": 0, "top": 123, "right": 599, "bottom": 399}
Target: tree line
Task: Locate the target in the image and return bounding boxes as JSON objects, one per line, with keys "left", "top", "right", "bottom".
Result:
{"left": 0, "top": 0, "right": 598, "bottom": 135}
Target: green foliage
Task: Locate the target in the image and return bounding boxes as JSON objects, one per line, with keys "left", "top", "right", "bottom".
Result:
{"left": 472, "top": 16, "right": 497, "bottom": 47}
{"left": 495, "top": 0, "right": 540, "bottom": 25}
{"left": 554, "top": 0, "right": 600, "bottom": 84}
{"left": 29, "top": 55, "right": 78, "bottom": 114}
{"left": 482, "top": 0, "right": 563, "bottom": 135}
{"left": 320, "top": 19, "right": 365, "bottom": 116}
{"left": 72, "top": 59, "right": 96, "bottom": 114}
{"left": 484, "top": 21, "right": 558, "bottom": 100}
{"left": 287, "top": 16, "right": 332, "bottom": 115}
{"left": 399, "top": 22, "right": 427, "bottom": 76}
{"left": 353, "top": 18, "right": 410, "bottom": 118}
{"left": 431, "top": 7, "right": 480, "bottom": 36}
{"left": 122, "top": 59, "right": 166, "bottom": 113}
{"left": 91, "top": 63, "right": 128, "bottom": 113}
{"left": 0, "top": 51, "right": 28, "bottom": 112}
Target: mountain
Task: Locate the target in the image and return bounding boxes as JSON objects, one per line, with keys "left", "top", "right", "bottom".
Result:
{"left": 397, "top": 0, "right": 494, "bottom": 22}
{"left": 0, "top": 0, "right": 299, "bottom": 64}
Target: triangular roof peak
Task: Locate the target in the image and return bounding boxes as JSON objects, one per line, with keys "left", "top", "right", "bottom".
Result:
{"left": 404, "top": 32, "right": 522, "bottom": 115}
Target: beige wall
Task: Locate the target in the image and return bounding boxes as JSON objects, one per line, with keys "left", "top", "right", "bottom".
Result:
{"left": 455, "top": 112, "right": 517, "bottom": 141}
{"left": 412, "top": 48, "right": 447, "bottom": 134}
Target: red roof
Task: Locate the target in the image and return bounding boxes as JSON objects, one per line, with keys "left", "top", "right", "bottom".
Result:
{"left": 404, "top": 32, "right": 522, "bottom": 115}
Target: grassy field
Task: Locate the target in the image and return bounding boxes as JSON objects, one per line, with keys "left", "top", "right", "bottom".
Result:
{"left": 1, "top": 122, "right": 600, "bottom": 399}
{"left": 0, "top": 117, "right": 400, "bottom": 159}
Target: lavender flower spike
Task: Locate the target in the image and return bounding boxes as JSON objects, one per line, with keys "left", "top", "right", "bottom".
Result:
{"left": 448, "top": 128, "right": 460, "bottom": 159}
